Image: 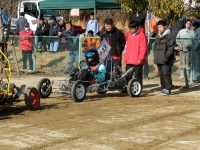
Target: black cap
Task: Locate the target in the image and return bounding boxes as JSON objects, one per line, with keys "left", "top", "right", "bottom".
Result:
{"left": 90, "top": 12, "right": 94, "bottom": 15}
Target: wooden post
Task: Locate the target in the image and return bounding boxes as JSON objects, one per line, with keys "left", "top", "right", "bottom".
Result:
{"left": 11, "top": 42, "right": 20, "bottom": 75}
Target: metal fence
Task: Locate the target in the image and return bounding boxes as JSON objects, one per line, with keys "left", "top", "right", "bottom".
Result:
{"left": 6, "top": 36, "right": 198, "bottom": 84}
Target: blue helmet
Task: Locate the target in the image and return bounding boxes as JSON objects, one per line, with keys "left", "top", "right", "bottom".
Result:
{"left": 84, "top": 49, "right": 99, "bottom": 66}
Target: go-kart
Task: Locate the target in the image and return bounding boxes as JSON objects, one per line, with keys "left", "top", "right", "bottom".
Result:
{"left": 37, "top": 58, "right": 142, "bottom": 102}
{"left": 0, "top": 50, "right": 40, "bottom": 110}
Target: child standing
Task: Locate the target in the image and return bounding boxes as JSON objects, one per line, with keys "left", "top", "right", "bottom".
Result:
{"left": 124, "top": 21, "right": 148, "bottom": 86}
{"left": 154, "top": 20, "right": 175, "bottom": 95}
{"left": 19, "top": 23, "right": 34, "bottom": 73}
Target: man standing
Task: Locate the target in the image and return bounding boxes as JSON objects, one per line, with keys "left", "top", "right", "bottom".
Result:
{"left": 100, "top": 18, "right": 126, "bottom": 75}
{"left": 48, "top": 16, "right": 60, "bottom": 53}
{"left": 16, "top": 12, "right": 28, "bottom": 33}
{"left": 176, "top": 19, "right": 194, "bottom": 79}
{"left": 19, "top": 23, "right": 34, "bottom": 73}
{"left": 124, "top": 21, "right": 147, "bottom": 86}
{"left": 2, "top": 9, "right": 8, "bottom": 27}
{"left": 131, "top": 11, "right": 146, "bottom": 33}
{"left": 191, "top": 20, "right": 200, "bottom": 83}
{"left": 154, "top": 20, "right": 175, "bottom": 95}
{"left": 35, "top": 17, "right": 50, "bottom": 52}
{"left": 58, "top": 21, "right": 77, "bottom": 74}
{"left": 85, "top": 12, "right": 99, "bottom": 36}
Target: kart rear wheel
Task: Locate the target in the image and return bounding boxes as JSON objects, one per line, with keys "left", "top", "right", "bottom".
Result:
{"left": 37, "top": 78, "right": 52, "bottom": 98}
{"left": 127, "top": 78, "right": 142, "bottom": 97}
{"left": 71, "top": 80, "right": 86, "bottom": 102}
{"left": 25, "top": 87, "right": 40, "bottom": 110}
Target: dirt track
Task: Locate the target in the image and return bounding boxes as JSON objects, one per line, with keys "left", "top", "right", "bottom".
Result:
{"left": 0, "top": 75, "right": 200, "bottom": 150}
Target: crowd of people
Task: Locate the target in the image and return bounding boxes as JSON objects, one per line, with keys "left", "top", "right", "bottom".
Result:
{"left": 15, "top": 10, "right": 200, "bottom": 95}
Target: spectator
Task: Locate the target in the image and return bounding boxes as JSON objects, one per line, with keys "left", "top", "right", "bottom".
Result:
{"left": 35, "top": 17, "right": 50, "bottom": 52}
{"left": 124, "top": 20, "right": 148, "bottom": 86}
{"left": 19, "top": 23, "right": 34, "bottom": 73}
{"left": 130, "top": 11, "right": 146, "bottom": 33}
{"left": 16, "top": 12, "right": 28, "bottom": 33}
{"left": 191, "top": 20, "right": 200, "bottom": 83}
{"left": 153, "top": 20, "right": 175, "bottom": 95}
{"left": 150, "top": 15, "right": 161, "bottom": 37}
{"left": 2, "top": 9, "right": 8, "bottom": 27}
{"left": 58, "top": 19, "right": 65, "bottom": 30}
{"left": 85, "top": 12, "right": 99, "bottom": 36}
{"left": 82, "top": 30, "right": 100, "bottom": 53}
{"left": 58, "top": 21, "right": 77, "bottom": 74}
{"left": 176, "top": 19, "right": 194, "bottom": 79}
{"left": 48, "top": 15, "right": 60, "bottom": 53}
{"left": 100, "top": 18, "right": 126, "bottom": 75}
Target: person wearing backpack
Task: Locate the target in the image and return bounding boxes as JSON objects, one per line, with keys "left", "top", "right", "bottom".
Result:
{"left": 153, "top": 20, "right": 175, "bottom": 95}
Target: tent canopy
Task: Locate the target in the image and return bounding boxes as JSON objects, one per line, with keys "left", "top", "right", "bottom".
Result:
{"left": 39, "top": 0, "right": 121, "bottom": 9}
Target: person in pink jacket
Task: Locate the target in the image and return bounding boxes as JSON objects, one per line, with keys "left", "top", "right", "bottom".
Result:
{"left": 19, "top": 23, "right": 34, "bottom": 73}
{"left": 124, "top": 20, "right": 148, "bottom": 86}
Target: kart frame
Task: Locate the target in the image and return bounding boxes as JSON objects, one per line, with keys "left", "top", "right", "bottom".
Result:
{"left": 0, "top": 50, "right": 40, "bottom": 110}
{"left": 37, "top": 58, "right": 142, "bottom": 102}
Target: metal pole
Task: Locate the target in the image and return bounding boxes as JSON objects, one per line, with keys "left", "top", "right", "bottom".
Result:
{"left": 94, "top": 7, "right": 96, "bottom": 35}
{"left": 33, "top": 36, "right": 38, "bottom": 72}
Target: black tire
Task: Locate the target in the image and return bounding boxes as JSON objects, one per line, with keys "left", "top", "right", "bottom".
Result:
{"left": 71, "top": 80, "right": 86, "bottom": 102}
{"left": 127, "top": 78, "right": 142, "bottom": 97}
{"left": 25, "top": 87, "right": 40, "bottom": 110}
{"left": 97, "top": 90, "right": 107, "bottom": 94}
{"left": 37, "top": 78, "right": 52, "bottom": 98}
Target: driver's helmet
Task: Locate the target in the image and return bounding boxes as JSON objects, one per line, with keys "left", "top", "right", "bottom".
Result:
{"left": 84, "top": 49, "right": 99, "bottom": 66}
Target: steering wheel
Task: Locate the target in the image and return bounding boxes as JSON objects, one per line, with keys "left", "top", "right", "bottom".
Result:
{"left": 79, "top": 60, "right": 89, "bottom": 70}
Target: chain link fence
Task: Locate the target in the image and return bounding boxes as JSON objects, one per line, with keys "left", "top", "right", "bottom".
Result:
{"left": 6, "top": 36, "right": 198, "bottom": 84}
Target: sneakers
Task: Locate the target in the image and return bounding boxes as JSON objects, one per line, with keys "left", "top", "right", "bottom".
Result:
{"left": 178, "top": 76, "right": 184, "bottom": 79}
{"left": 160, "top": 89, "right": 171, "bottom": 95}
{"left": 28, "top": 70, "right": 34, "bottom": 73}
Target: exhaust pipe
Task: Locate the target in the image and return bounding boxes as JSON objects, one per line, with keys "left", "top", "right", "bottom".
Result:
{"left": 120, "top": 67, "right": 134, "bottom": 79}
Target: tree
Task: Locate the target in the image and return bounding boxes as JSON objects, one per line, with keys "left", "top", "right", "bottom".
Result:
{"left": 0, "top": 0, "right": 20, "bottom": 48}
{"left": 113, "top": 0, "right": 191, "bottom": 25}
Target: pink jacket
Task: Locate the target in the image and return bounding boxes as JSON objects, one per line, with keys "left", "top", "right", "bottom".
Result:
{"left": 124, "top": 30, "right": 147, "bottom": 65}
{"left": 19, "top": 30, "right": 34, "bottom": 51}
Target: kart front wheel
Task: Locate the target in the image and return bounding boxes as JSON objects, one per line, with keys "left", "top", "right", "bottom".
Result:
{"left": 37, "top": 78, "right": 52, "bottom": 98}
{"left": 25, "top": 87, "right": 40, "bottom": 110}
{"left": 71, "top": 80, "right": 86, "bottom": 102}
{"left": 127, "top": 78, "right": 142, "bottom": 97}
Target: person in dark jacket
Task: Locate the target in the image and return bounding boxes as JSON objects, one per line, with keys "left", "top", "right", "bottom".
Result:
{"left": 154, "top": 20, "right": 175, "bottom": 95}
{"left": 58, "top": 21, "right": 78, "bottom": 74}
{"left": 48, "top": 16, "right": 60, "bottom": 53}
{"left": 131, "top": 11, "right": 146, "bottom": 33}
{"left": 16, "top": 12, "right": 28, "bottom": 34}
{"left": 100, "top": 18, "right": 126, "bottom": 75}
{"left": 35, "top": 17, "right": 50, "bottom": 51}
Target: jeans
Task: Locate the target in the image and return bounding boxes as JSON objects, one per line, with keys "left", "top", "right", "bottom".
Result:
{"left": 104, "top": 58, "right": 122, "bottom": 75}
{"left": 194, "top": 50, "right": 200, "bottom": 80}
{"left": 180, "top": 51, "right": 190, "bottom": 77}
{"left": 157, "top": 64, "right": 172, "bottom": 90}
{"left": 22, "top": 51, "right": 33, "bottom": 70}
{"left": 66, "top": 50, "right": 79, "bottom": 73}
{"left": 50, "top": 39, "right": 59, "bottom": 52}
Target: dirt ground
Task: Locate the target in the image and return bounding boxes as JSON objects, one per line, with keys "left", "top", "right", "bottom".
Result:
{"left": 0, "top": 74, "right": 200, "bottom": 150}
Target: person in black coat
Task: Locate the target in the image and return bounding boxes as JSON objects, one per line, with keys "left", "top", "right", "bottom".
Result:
{"left": 35, "top": 17, "right": 49, "bottom": 51}
{"left": 48, "top": 16, "right": 60, "bottom": 53}
{"left": 100, "top": 18, "right": 126, "bottom": 75}
{"left": 153, "top": 20, "right": 175, "bottom": 95}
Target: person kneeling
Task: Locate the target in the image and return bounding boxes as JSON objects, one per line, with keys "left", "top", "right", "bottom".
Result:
{"left": 70, "top": 49, "right": 107, "bottom": 85}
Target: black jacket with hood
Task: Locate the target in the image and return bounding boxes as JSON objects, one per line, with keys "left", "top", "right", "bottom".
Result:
{"left": 100, "top": 27, "right": 126, "bottom": 56}
{"left": 154, "top": 29, "right": 175, "bottom": 66}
